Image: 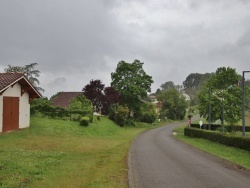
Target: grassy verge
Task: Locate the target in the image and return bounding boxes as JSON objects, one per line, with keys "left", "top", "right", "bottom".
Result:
{"left": 0, "top": 116, "right": 168, "bottom": 188}
{"left": 173, "top": 125, "right": 250, "bottom": 170}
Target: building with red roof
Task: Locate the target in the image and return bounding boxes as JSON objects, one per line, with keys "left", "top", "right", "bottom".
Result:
{"left": 0, "top": 72, "right": 41, "bottom": 132}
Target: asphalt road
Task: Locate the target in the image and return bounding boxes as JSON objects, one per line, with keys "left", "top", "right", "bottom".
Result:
{"left": 128, "top": 121, "right": 250, "bottom": 188}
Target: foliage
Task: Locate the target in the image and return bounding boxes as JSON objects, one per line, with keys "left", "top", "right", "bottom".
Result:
{"left": 198, "top": 67, "right": 244, "bottom": 125}
{"left": 184, "top": 127, "right": 250, "bottom": 151}
{"left": 31, "top": 95, "right": 92, "bottom": 120}
{"left": 30, "top": 97, "right": 50, "bottom": 115}
{"left": 135, "top": 103, "right": 157, "bottom": 123}
{"left": 111, "top": 59, "right": 153, "bottom": 112}
{"left": 79, "top": 116, "right": 90, "bottom": 126}
{"left": 114, "top": 105, "right": 129, "bottom": 127}
{"left": 183, "top": 73, "right": 212, "bottom": 89}
{"left": 108, "top": 103, "right": 119, "bottom": 121}
{"left": 160, "top": 81, "right": 183, "bottom": 92}
{"left": 102, "top": 86, "right": 123, "bottom": 115}
{"left": 70, "top": 95, "right": 93, "bottom": 122}
{"left": 5, "top": 63, "right": 44, "bottom": 93}
{"left": 71, "top": 114, "right": 81, "bottom": 121}
{"left": 157, "top": 89, "right": 188, "bottom": 120}
{"left": 70, "top": 95, "right": 92, "bottom": 111}
{"left": 82, "top": 79, "right": 105, "bottom": 113}
{"left": 182, "top": 73, "right": 212, "bottom": 105}
{"left": 31, "top": 103, "right": 70, "bottom": 118}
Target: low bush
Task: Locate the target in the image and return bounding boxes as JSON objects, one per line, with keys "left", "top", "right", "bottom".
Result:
{"left": 79, "top": 117, "right": 90, "bottom": 126}
{"left": 71, "top": 114, "right": 81, "bottom": 121}
{"left": 184, "top": 127, "right": 250, "bottom": 151}
{"left": 114, "top": 106, "right": 129, "bottom": 127}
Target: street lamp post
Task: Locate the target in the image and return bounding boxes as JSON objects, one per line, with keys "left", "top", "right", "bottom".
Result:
{"left": 242, "top": 71, "right": 250, "bottom": 136}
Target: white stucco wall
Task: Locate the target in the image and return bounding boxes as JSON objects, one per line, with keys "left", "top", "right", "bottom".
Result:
{"left": 0, "top": 83, "right": 30, "bottom": 132}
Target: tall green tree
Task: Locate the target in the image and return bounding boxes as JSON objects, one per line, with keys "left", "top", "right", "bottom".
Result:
{"left": 4, "top": 63, "right": 44, "bottom": 93}
{"left": 183, "top": 73, "right": 212, "bottom": 105}
{"left": 156, "top": 89, "right": 188, "bottom": 120}
{"left": 111, "top": 59, "right": 153, "bottom": 112}
{"left": 198, "top": 67, "right": 243, "bottom": 125}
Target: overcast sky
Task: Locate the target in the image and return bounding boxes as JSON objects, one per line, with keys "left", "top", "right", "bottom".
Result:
{"left": 0, "top": 0, "right": 250, "bottom": 98}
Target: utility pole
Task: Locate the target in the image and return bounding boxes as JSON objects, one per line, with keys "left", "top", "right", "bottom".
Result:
{"left": 242, "top": 71, "right": 250, "bottom": 136}
{"left": 209, "top": 87, "right": 212, "bottom": 130}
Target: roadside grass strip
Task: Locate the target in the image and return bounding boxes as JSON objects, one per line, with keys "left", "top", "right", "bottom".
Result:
{"left": 174, "top": 125, "right": 250, "bottom": 170}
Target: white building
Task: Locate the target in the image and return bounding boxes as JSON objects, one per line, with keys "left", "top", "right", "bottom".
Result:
{"left": 0, "top": 73, "right": 41, "bottom": 133}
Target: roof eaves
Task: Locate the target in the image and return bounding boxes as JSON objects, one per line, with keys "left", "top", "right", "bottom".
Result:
{"left": 0, "top": 75, "right": 42, "bottom": 98}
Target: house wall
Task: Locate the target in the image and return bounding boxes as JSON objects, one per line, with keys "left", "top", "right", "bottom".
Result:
{"left": 0, "top": 83, "right": 30, "bottom": 132}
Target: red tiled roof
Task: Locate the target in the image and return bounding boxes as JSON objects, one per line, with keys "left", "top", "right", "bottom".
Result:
{"left": 0, "top": 72, "right": 42, "bottom": 98}
{"left": 51, "top": 92, "right": 83, "bottom": 108}
{"left": 0, "top": 72, "right": 23, "bottom": 91}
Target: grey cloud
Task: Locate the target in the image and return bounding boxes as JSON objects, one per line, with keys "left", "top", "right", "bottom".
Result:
{"left": 0, "top": 0, "right": 249, "bottom": 97}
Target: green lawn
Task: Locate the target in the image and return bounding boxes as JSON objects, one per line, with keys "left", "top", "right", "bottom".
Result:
{"left": 0, "top": 116, "right": 168, "bottom": 188}
{"left": 173, "top": 125, "right": 250, "bottom": 170}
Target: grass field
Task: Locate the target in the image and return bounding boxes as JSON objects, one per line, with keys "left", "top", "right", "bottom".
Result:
{"left": 0, "top": 116, "right": 168, "bottom": 188}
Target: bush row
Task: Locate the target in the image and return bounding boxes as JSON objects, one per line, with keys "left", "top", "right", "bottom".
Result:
{"left": 190, "top": 124, "right": 250, "bottom": 132}
{"left": 31, "top": 104, "right": 93, "bottom": 121}
{"left": 184, "top": 127, "right": 250, "bottom": 151}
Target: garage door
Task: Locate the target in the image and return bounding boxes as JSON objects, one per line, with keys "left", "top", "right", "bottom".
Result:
{"left": 2, "top": 97, "right": 19, "bottom": 132}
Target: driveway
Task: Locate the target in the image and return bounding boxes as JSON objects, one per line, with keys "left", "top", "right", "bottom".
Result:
{"left": 128, "top": 120, "right": 250, "bottom": 188}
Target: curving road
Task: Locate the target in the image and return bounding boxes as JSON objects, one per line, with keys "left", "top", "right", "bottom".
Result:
{"left": 128, "top": 120, "right": 250, "bottom": 188}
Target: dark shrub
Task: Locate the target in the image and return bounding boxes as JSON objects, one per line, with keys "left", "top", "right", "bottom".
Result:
{"left": 79, "top": 117, "right": 90, "bottom": 126}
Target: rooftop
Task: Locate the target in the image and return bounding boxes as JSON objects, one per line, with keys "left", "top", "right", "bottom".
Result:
{"left": 50, "top": 92, "right": 83, "bottom": 108}
{"left": 0, "top": 72, "right": 42, "bottom": 99}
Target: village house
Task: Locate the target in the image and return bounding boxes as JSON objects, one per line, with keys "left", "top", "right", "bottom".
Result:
{"left": 50, "top": 92, "right": 83, "bottom": 108}
{"left": 0, "top": 72, "right": 42, "bottom": 133}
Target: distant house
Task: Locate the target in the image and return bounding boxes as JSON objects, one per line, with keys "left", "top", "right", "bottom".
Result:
{"left": 50, "top": 92, "right": 83, "bottom": 108}
{"left": 182, "top": 92, "right": 191, "bottom": 101}
{"left": 0, "top": 73, "right": 42, "bottom": 133}
{"left": 149, "top": 95, "right": 157, "bottom": 102}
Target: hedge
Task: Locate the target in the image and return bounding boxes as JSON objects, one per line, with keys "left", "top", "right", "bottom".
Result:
{"left": 190, "top": 124, "right": 250, "bottom": 132}
{"left": 31, "top": 104, "right": 93, "bottom": 120}
{"left": 184, "top": 127, "right": 250, "bottom": 151}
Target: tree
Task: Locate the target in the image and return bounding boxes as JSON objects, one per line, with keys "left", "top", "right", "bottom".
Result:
{"left": 102, "top": 86, "right": 123, "bottom": 115}
{"left": 134, "top": 103, "right": 157, "bottom": 123}
{"left": 82, "top": 79, "right": 105, "bottom": 113}
{"left": 4, "top": 63, "right": 44, "bottom": 93}
{"left": 70, "top": 95, "right": 92, "bottom": 112}
{"left": 198, "top": 67, "right": 243, "bottom": 125}
{"left": 70, "top": 95, "right": 93, "bottom": 121}
{"left": 160, "top": 81, "right": 175, "bottom": 91}
{"left": 182, "top": 73, "right": 212, "bottom": 105}
{"left": 156, "top": 89, "right": 188, "bottom": 120}
{"left": 159, "top": 81, "right": 183, "bottom": 92}
{"left": 111, "top": 59, "right": 153, "bottom": 112}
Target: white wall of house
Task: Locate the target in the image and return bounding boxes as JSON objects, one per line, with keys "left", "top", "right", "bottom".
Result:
{"left": 0, "top": 83, "right": 30, "bottom": 132}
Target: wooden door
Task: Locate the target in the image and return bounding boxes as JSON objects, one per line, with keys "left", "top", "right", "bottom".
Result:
{"left": 2, "top": 97, "right": 19, "bottom": 132}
